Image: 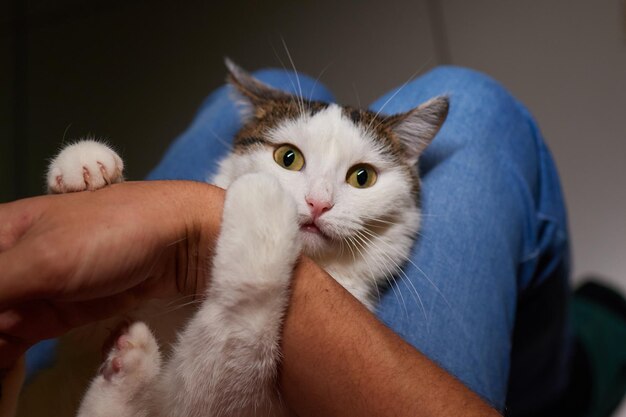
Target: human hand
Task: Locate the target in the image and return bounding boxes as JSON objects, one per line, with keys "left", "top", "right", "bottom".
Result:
{"left": 0, "top": 181, "right": 224, "bottom": 369}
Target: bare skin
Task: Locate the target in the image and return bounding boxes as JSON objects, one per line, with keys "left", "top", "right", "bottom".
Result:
{"left": 0, "top": 181, "right": 499, "bottom": 416}
{"left": 0, "top": 181, "right": 222, "bottom": 367}
{"left": 282, "top": 257, "right": 499, "bottom": 417}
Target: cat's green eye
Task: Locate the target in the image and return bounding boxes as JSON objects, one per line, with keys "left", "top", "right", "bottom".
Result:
{"left": 273, "top": 145, "right": 305, "bottom": 171}
{"left": 346, "top": 164, "right": 377, "bottom": 188}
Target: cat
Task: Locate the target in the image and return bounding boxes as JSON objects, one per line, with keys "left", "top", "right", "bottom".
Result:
{"left": 45, "top": 59, "right": 448, "bottom": 417}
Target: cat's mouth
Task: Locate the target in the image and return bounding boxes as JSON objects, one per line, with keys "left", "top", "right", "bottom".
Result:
{"left": 300, "top": 221, "right": 329, "bottom": 239}
{"left": 301, "top": 222, "right": 322, "bottom": 235}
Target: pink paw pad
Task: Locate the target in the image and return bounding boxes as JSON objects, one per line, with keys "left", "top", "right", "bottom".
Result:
{"left": 98, "top": 321, "right": 159, "bottom": 382}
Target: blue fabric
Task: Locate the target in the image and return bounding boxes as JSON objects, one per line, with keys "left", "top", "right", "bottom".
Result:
{"left": 369, "top": 67, "right": 570, "bottom": 411}
{"left": 25, "top": 338, "right": 57, "bottom": 382}
{"left": 149, "top": 66, "right": 571, "bottom": 412}
{"left": 26, "top": 66, "right": 571, "bottom": 413}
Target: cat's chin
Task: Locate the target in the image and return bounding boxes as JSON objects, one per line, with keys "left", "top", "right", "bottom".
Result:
{"left": 300, "top": 227, "right": 334, "bottom": 257}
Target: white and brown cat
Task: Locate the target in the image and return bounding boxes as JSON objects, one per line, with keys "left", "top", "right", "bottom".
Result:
{"left": 37, "top": 60, "right": 448, "bottom": 417}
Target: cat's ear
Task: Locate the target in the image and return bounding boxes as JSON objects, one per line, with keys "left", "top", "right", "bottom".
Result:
{"left": 385, "top": 96, "right": 449, "bottom": 165}
{"left": 225, "top": 58, "right": 291, "bottom": 106}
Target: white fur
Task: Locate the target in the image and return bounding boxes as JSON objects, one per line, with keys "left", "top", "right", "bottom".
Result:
{"left": 47, "top": 139, "right": 124, "bottom": 193}
{"left": 77, "top": 322, "right": 161, "bottom": 417}
{"left": 72, "top": 174, "right": 298, "bottom": 417}
{"left": 154, "top": 174, "right": 299, "bottom": 417}
{"left": 214, "top": 105, "right": 420, "bottom": 308}
{"left": 59, "top": 104, "right": 422, "bottom": 417}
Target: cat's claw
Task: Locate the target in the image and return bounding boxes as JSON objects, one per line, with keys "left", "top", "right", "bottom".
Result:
{"left": 47, "top": 139, "right": 124, "bottom": 193}
{"left": 99, "top": 322, "right": 161, "bottom": 384}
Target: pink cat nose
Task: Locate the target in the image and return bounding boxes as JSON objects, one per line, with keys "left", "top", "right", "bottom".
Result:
{"left": 305, "top": 196, "right": 334, "bottom": 219}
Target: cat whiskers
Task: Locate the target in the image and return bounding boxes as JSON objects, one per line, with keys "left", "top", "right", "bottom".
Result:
{"left": 61, "top": 123, "right": 72, "bottom": 146}
{"left": 341, "top": 233, "right": 358, "bottom": 264}
{"left": 354, "top": 230, "right": 426, "bottom": 321}
{"left": 352, "top": 232, "right": 409, "bottom": 317}
{"left": 308, "top": 61, "right": 333, "bottom": 103}
{"left": 361, "top": 212, "right": 438, "bottom": 245}
{"left": 270, "top": 49, "right": 303, "bottom": 118}
{"left": 337, "top": 234, "right": 348, "bottom": 259}
{"left": 206, "top": 127, "right": 233, "bottom": 150}
{"left": 360, "top": 215, "right": 397, "bottom": 227}
{"left": 343, "top": 235, "right": 384, "bottom": 306}
{"left": 361, "top": 213, "right": 452, "bottom": 298}
{"left": 272, "top": 39, "right": 307, "bottom": 119}
{"left": 364, "top": 57, "right": 433, "bottom": 135}
{"left": 358, "top": 225, "right": 454, "bottom": 316}
{"left": 148, "top": 296, "right": 205, "bottom": 318}
{"left": 162, "top": 293, "right": 201, "bottom": 307}
{"left": 281, "top": 38, "right": 306, "bottom": 118}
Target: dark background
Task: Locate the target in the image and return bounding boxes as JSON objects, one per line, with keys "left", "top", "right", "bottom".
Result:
{"left": 2, "top": 0, "right": 626, "bottom": 326}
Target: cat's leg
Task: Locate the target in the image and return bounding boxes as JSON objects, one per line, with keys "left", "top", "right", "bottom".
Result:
{"left": 47, "top": 139, "right": 124, "bottom": 193}
{"left": 159, "top": 173, "right": 300, "bottom": 417}
{"left": 76, "top": 322, "right": 161, "bottom": 417}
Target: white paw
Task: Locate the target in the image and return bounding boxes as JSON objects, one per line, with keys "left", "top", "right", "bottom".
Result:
{"left": 47, "top": 139, "right": 124, "bottom": 193}
{"left": 99, "top": 322, "right": 161, "bottom": 385}
{"left": 226, "top": 173, "right": 300, "bottom": 254}
{"left": 215, "top": 173, "right": 301, "bottom": 283}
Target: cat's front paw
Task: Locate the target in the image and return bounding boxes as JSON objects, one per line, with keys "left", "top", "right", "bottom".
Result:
{"left": 216, "top": 173, "right": 301, "bottom": 284}
{"left": 47, "top": 139, "right": 124, "bottom": 193}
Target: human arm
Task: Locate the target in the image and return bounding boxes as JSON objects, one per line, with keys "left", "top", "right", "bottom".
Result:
{"left": 281, "top": 256, "right": 500, "bottom": 417}
{"left": 0, "top": 180, "right": 224, "bottom": 368}
{"left": 0, "top": 181, "right": 498, "bottom": 416}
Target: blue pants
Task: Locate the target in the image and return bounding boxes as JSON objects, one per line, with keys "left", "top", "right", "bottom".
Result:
{"left": 30, "top": 66, "right": 572, "bottom": 413}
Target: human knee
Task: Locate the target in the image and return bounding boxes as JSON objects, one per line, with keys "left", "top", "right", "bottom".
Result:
{"left": 426, "top": 66, "right": 532, "bottom": 131}
{"left": 425, "top": 66, "right": 540, "bottom": 171}
{"left": 427, "top": 66, "right": 519, "bottom": 108}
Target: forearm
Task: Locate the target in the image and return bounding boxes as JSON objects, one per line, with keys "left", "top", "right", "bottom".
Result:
{"left": 0, "top": 180, "right": 223, "bottom": 307}
{"left": 0, "top": 180, "right": 499, "bottom": 416}
{"left": 280, "top": 257, "right": 500, "bottom": 417}
{"left": 0, "top": 181, "right": 224, "bottom": 369}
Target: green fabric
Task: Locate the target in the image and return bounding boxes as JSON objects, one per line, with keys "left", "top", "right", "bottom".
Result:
{"left": 572, "top": 296, "right": 626, "bottom": 417}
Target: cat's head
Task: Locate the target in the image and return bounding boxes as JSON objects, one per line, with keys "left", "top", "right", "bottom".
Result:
{"left": 217, "top": 59, "right": 448, "bottom": 260}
